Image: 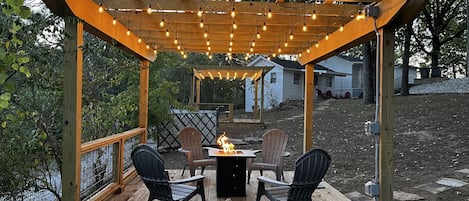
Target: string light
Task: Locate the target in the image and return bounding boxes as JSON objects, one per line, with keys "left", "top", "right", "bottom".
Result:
{"left": 298, "top": 53, "right": 302, "bottom": 57}
{"left": 206, "top": 40, "right": 210, "bottom": 46}
{"left": 199, "top": 19, "right": 204, "bottom": 28}
{"left": 302, "top": 22, "right": 307, "bottom": 32}
{"left": 229, "top": 41, "right": 233, "bottom": 46}
{"left": 315, "top": 42, "right": 319, "bottom": 48}
{"left": 278, "top": 47, "right": 282, "bottom": 53}
{"left": 267, "top": 8, "right": 272, "bottom": 19}
{"left": 197, "top": 7, "right": 203, "bottom": 17}
{"left": 325, "top": 34, "right": 329, "bottom": 40}
{"left": 250, "top": 47, "right": 254, "bottom": 52}
{"left": 208, "top": 54, "right": 212, "bottom": 59}
{"left": 153, "top": 50, "right": 157, "bottom": 54}
{"left": 229, "top": 47, "right": 232, "bottom": 52}
{"left": 174, "top": 38, "right": 178, "bottom": 45}
{"left": 165, "top": 29, "right": 170, "bottom": 37}
{"left": 159, "top": 18, "right": 165, "bottom": 27}
{"left": 126, "top": 29, "right": 130, "bottom": 36}
{"left": 356, "top": 9, "right": 365, "bottom": 20}
{"left": 272, "top": 53, "right": 277, "bottom": 57}
{"left": 262, "top": 22, "right": 267, "bottom": 31}
{"left": 307, "top": 48, "right": 310, "bottom": 53}
{"left": 233, "top": 20, "right": 237, "bottom": 29}
{"left": 340, "top": 25, "right": 344, "bottom": 32}
{"left": 183, "top": 54, "right": 188, "bottom": 59}
{"left": 147, "top": 4, "right": 152, "bottom": 14}
{"left": 208, "top": 72, "right": 214, "bottom": 79}
{"left": 256, "top": 31, "right": 261, "bottom": 39}
{"left": 204, "top": 29, "right": 208, "bottom": 38}
{"left": 138, "top": 38, "right": 142, "bottom": 43}
{"left": 251, "top": 41, "right": 255, "bottom": 47}
{"left": 112, "top": 17, "right": 116, "bottom": 25}
{"left": 230, "top": 31, "right": 234, "bottom": 39}
{"left": 208, "top": 46, "right": 211, "bottom": 51}
{"left": 231, "top": 7, "right": 236, "bottom": 18}
{"left": 284, "top": 41, "right": 288, "bottom": 47}
{"left": 177, "top": 45, "right": 181, "bottom": 50}
{"left": 312, "top": 10, "right": 317, "bottom": 20}
{"left": 146, "top": 45, "right": 150, "bottom": 49}
{"left": 98, "top": 2, "right": 104, "bottom": 13}
{"left": 289, "top": 31, "right": 294, "bottom": 40}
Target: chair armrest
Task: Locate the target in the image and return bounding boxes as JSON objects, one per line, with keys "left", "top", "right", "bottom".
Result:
{"left": 169, "top": 175, "right": 204, "bottom": 184}
{"left": 251, "top": 149, "right": 261, "bottom": 154}
{"left": 178, "top": 148, "right": 190, "bottom": 153}
{"left": 257, "top": 176, "right": 289, "bottom": 187}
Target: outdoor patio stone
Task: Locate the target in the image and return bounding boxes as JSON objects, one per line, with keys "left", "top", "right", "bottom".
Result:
{"left": 344, "top": 191, "right": 373, "bottom": 201}
{"left": 435, "top": 178, "right": 468, "bottom": 188}
{"left": 414, "top": 182, "right": 452, "bottom": 194}
{"left": 393, "top": 191, "right": 424, "bottom": 201}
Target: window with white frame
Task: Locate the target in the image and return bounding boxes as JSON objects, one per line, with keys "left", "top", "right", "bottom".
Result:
{"left": 270, "top": 72, "right": 277, "bottom": 83}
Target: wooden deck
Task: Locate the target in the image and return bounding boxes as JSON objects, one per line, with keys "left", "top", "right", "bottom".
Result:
{"left": 104, "top": 169, "right": 350, "bottom": 201}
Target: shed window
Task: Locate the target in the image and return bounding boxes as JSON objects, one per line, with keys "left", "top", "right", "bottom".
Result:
{"left": 293, "top": 73, "right": 300, "bottom": 84}
{"left": 270, "top": 73, "right": 277, "bottom": 83}
{"left": 326, "top": 77, "right": 333, "bottom": 87}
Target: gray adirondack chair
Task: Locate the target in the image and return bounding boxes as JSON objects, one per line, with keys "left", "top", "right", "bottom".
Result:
{"left": 178, "top": 127, "right": 216, "bottom": 176}
{"left": 255, "top": 148, "right": 331, "bottom": 201}
{"left": 247, "top": 129, "right": 288, "bottom": 184}
{"left": 131, "top": 144, "right": 206, "bottom": 201}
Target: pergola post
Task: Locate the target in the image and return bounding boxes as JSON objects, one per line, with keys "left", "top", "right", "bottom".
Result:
{"left": 253, "top": 80, "right": 259, "bottom": 119}
{"left": 139, "top": 60, "right": 150, "bottom": 144}
{"left": 378, "top": 27, "right": 395, "bottom": 201}
{"left": 303, "top": 63, "right": 315, "bottom": 152}
{"left": 196, "top": 78, "right": 201, "bottom": 110}
{"left": 260, "top": 70, "right": 265, "bottom": 122}
{"left": 62, "top": 17, "right": 83, "bottom": 201}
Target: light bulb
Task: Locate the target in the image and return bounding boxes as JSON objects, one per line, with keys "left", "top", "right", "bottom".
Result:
{"left": 250, "top": 47, "right": 253, "bottom": 52}
{"left": 262, "top": 22, "right": 267, "bottom": 31}
{"left": 251, "top": 41, "right": 255, "bottom": 47}
{"left": 289, "top": 32, "right": 294, "bottom": 40}
{"left": 112, "top": 17, "right": 116, "bottom": 25}
{"left": 307, "top": 48, "right": 310, "bottom": 53}
{"left": 153, "top": 50, "right": 157, "bottom": 54}
{"left": 233, "top": 21, "right": 237, "bottom": 29}
{"left": 284, "top": 41, "right": 288, "bottom": 47}
{"left": 160, "top": 19, "right": 165, "bottom": 27}
{"left": 340, "top": 25, "right": 344, "bottom": 32}
{"left": 298, "top": 53, "right": 302, "bottom": 57}
{"left": 147, "top": 5, "right": 152, "bottom": 14}
{"left": 315, "top": 42, "right": 319, "bottom": 48}
{"left": 183, "top": 54, "right": 187, "bottom": 59}
{"left": 231, "top": 7, "right": 236, "bottom": 18}
{"left": 177, "top": 45, "right": 181, "bottom": 50}
{"left": 229, "top": 47, "right": 232, "bottom": 52}
{"left": 302, "top": 23, "right": 307, "bottom": 32}
{"left": 208, "top": 55, "right": 212, "bottom": 59}
{"left": 146, "top": 45, "right": 150, "bottom": 49}
{"left": 174, "top": 39, "right": 178, "bottom": 45}
{"left": 229, "top": 41, "right": 233, "bottom": 46}
{"left": 138, "top": 38, "right": 142, "bottom": 43}
{"left": 256, "top": 32, "right": 261, "bottom": 39}
{"left": 204, "top": 31, "right": 208, "bottom": 38}
{"left": 98, "top": 2, "right": 103, "bottom": 13}
{"left": 312, "top": 11, "right": 317, "bottom": 20}
{"left": 267, "top": 8, "right": 272, "bottom": 19}
{"left": 272, "top": 53, "right": 277, "bottom": 57}
{"left": 206, "top": 40, "right": 210, "bottom": 46}
{"left": 165, "top": 29, "right": 170, "bottom": 37}
{"left": 197, "top": 7, "right": 203, "bottom": 17}
{"left": 208, "top": 46, "right": 211, "bottom": 51}
{"left": 278, "top": 47, "right": 281, "bottom": 53}
{"left": 325, "top": 34, "right": 329, "bottom": 40}
{"left": 199, "top": 19, "right": 204, "bottom": 28}
{"left": 126, "top": 29, "right": 130, "bottom": 36}
{"left": 230, "top": 32, "right": 234, "bottom": 39}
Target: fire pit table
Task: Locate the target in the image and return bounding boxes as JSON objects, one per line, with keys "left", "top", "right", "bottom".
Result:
{"left": 208, "top": 149, "right": 256, "bottom": 197}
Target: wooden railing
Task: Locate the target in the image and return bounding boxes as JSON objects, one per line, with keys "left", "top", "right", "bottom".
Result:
{"left": 195, "top": 103, "right": 234, "bottom": 122}
{"left": 81, "top": 127, "right": 146, "bottom": 201}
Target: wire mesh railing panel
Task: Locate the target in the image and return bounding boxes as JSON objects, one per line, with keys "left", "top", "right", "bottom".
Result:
{"left": 123, "top": 135, "right": 141, "bottom": 172}
{"left": 158, "top": 110, "right": 218, "bottom": 150}
{"left": 80, "top": 145, "right": 115, "bottom": 200}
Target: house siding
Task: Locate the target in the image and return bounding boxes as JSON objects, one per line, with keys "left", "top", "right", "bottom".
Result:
{"left": 282, "top": 69, "right": 304, "bottom": 101}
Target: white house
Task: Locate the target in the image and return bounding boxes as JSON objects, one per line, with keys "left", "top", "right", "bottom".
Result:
{"left": 245, "top": 56, "right": 344, "bottom": 112}
{"left": 317, "top": 55, "right": 362, "bottom": 97}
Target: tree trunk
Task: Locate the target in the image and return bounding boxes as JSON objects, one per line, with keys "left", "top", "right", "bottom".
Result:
{"left": 431, "top": 35, "right": 441, "bottom": 77}
{"left": 362, "top": 41, "right": 374, "bottom": 104}
{"left": 401, "top": 21, "right": 412, "bottom": 96}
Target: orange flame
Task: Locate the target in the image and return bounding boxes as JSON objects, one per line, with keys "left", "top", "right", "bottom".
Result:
{"left": 217, "top": 132, "right": 235, "bottom": 153}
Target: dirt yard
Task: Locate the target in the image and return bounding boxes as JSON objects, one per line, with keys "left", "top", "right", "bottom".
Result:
{"left": 162, "top": 93, "right": 469, "bottom": 201}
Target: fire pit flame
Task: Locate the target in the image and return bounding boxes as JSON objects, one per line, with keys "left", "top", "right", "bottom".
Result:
{"left": 217, "top": 132, "right": 235, "bottom": 153}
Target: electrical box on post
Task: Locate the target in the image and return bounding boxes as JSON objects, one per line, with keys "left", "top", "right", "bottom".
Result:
{"left": 364, "top": 121, "right": 380, "bottom": 136}
{"left": 364, "top": 181, "right": 380, "bottom": 196}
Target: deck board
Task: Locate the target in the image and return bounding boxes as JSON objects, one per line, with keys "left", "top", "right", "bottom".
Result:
{"left": 105, "top": 169, "right": 350, "bottom": 201}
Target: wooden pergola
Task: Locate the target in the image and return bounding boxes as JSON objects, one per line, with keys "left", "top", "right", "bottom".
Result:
{"left": 41, "top": 0, "right": 427, "bottom": 200}
{"left": 192, "top": 65, "right": 274, "bottom": 121}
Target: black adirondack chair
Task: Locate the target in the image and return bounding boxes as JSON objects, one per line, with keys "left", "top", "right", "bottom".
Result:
{"left": 131, "top": 144, "right": 206, "bottom": 201}
{"left": 255, "top": 148, "right": 331, "bottom": 201}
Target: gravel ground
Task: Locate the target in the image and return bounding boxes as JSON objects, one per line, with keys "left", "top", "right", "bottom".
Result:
{"left": 410, "top": 77, "right": 469, "bottom": 94}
